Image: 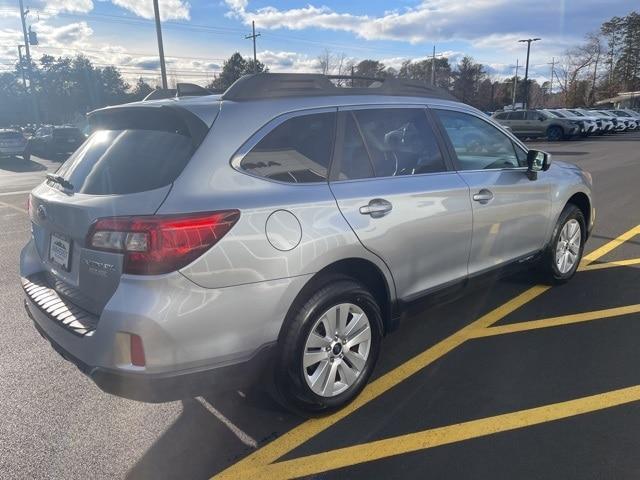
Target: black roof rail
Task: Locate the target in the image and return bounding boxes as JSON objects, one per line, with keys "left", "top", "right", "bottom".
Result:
{"left": 221, "top": 73, "right": 457, "bottom": 102}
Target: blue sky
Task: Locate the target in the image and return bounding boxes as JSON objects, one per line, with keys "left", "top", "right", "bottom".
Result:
{"left": 0, "top": 0, "right": 638, "bottom": 86}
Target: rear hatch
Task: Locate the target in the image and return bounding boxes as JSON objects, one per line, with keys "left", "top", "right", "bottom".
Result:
{"left": 28, "top": 104, "right": 211, "bottom": 316}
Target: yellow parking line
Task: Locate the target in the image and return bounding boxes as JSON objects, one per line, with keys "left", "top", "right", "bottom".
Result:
{"left": 213, "top": 286, "right": 550, "bottom": 480}
{"left": 244, "top": 385, "right": 640, "bottom": 479}
{"left": 581, "top": 225, "right": 640, "bottom": 266}
{"left": 579, "top": 257, "right": 640, "bottom": 272}
{"left": 0, "top": 200, "right": 27, "bottom": 214}
{"left": 214, "top": 224, "right": 640, "bottom": 479}
{"left": 469, "top": 304, "right": 640, "bottom": 338}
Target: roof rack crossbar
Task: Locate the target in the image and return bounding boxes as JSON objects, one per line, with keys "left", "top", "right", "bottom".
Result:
{"left": 221, "top": 73, "right": 456, "bottom": 102}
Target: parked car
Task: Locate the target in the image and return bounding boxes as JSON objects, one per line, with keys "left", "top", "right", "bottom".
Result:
{"left": 0, "top": 129, "right": 30, "bottom": 161}
{"left": 609, "top": 110, "right": 639, "bottom": 130}
{"left": 543, "top": 109, "right": 597, "bottom": 137}
{"left": 21, "top": 74, "right": 594, "bottom": 414}
{"left": 591, "top": 110, "right": 628, "bottom": 132}
{"left": 562, "top": 109, "right": 613, "bottom": 135}
{"left": 491, "top": 109, "right": 581, "bottom": 141}
{"left": 28, "top": 125, "right": 86, "bottom": 157}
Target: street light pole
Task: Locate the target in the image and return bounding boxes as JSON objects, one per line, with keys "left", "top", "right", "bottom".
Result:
{"left": 518, "top": 37, "right": 540, "bottom": 109}
{"left": 512, "top": 59, "right": 519, "bottom": 109}
{"left": 18, "top": 0, "right": 39, "bottom": 124}
{"left": 153, "top": 0, "right": 168, "bottom": 90}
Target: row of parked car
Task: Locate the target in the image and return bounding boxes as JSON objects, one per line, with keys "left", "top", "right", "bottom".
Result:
{"left": 491, "top": 108, "right": 640, "bottom": 141}
{"left": 0, "top": 125, "right": 86, "bottom": 161}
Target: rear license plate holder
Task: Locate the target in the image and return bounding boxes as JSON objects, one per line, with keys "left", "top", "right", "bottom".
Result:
{"left": 49, "top": 233, "right": 72, "bottom": 271}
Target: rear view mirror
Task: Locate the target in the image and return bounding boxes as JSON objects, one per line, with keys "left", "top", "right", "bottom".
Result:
{"left": 526, "top": 149, "right": 551, "bottom": 180}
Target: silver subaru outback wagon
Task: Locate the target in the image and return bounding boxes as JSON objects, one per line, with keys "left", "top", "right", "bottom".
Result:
{"left": 21, "top": 74, "right": 594, "bottom": 414}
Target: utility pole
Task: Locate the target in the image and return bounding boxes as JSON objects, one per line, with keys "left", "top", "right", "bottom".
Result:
{"left": 518, "top": 37, "right": 541, "bottom": 109}
{"left": 512, "top": 59, "right": 519, "bottom": 109}
{"left": 18, "top": 0, "right": 39, "bottom": 124}
{"left": 591, "top": 54, "right": 599, "bottom": 105}
{"left": 245, "top": 21, "right": 261, "bottom": 72}
{"left": 548, "top": 57, "right": 555, "bottom": 95}
{"left": 431, "top": 45, "right": 436, "bottom": 86}
{"left": 152, "top": 0, "right": 168, "bottom": 90}
{"left": 17, "top": 45, "right": 27, "bottom": 89}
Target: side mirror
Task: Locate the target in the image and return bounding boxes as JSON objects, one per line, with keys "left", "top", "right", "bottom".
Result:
{"left": 526, "top": 149, "right": 551, "bottom": 180}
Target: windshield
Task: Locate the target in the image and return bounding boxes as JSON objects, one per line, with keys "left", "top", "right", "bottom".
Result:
{"left": 546, "top": 110, "right": 565, "bottom": 118}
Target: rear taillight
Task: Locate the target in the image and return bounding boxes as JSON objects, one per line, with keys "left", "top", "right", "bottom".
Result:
{"left": 87, "top": 210, "right": 240, "bottom": 275}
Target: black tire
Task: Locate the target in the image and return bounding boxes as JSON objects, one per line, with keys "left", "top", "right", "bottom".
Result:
{"left": 539, "top": 204, "right": 586, "bottom": 284}
{"left": 273, "top": 277, "right": 383, "bottom": 416}
{"left": 547, "top": 125, "right": 563, "bottom": 142}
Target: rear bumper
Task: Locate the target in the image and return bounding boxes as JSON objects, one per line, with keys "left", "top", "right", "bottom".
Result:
{"left": 26, "top": 302, "right": 275, "bottom": 402}
{"left": 21, "top": 239, "right": 310, "bottom": 402}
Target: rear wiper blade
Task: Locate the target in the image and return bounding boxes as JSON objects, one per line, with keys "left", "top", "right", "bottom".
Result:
{"left": 46, "top": 173, "right": 74, "bottom": 190}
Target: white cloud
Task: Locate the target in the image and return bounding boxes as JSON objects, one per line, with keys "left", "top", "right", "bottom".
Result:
{"left": 44, "top": 0, "right": 94, "bottom": 14}
{"left": 34, "top": 21, "right": 93, "bottom": 47}
{"left": 111, "top": 0, "right": 191, "bottom": 21}
{"left": 259, "top": 50, "right": 319, "bottom": 72}
{"left": 224, "top": 0, "right": 514, "bottom": 44}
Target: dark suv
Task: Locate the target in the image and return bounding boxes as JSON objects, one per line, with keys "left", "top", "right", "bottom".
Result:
{"left": 492, "top": 110, "right": 581, "bottom": 141}
{"left": 29, "top": 126, "right": 86, "bottom": 157}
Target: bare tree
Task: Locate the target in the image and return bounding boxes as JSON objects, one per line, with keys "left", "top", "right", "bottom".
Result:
{"left": 316, "top": 48, "right": 335, "bottom": 76}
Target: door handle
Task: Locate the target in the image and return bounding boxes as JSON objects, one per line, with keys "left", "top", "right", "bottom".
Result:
{"left": 359, "top": 198, "right": 393, "bottom": 218}
{"left": 472, "top": 189, "right": 494, "bottom": 204}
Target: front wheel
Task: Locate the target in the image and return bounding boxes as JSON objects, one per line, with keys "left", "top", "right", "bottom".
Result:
{"left": 539, "top": 205, "right": 586, "bottom": 284}
{"left": 274, "top": 278, "right": 383, "bottom": 415}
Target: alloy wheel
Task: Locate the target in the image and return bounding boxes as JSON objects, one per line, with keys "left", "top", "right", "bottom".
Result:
{"left": 555, "top": 219, "right": 582, "bottom": 274}
{"left": 302, "top": 303, "right": 372, "bottom": 398}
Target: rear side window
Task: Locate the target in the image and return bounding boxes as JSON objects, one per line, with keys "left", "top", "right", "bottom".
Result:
{"left": 239, "top": 112, "right": 336, "bottom": 183}
{"left": 55, "top": 129, "right": 195, "bottom": 195}
{"left": 509, "top": 111, "right": 525, "bottom": 120}
{"left": 337, "top": 108, "right": 446, "bottom": 179}
{"left": 494, "top": 112, "right": 508, "bottom": 120}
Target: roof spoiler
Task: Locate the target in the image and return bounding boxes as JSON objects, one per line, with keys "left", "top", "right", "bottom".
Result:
{"left": 221, "top": 73, "right": 457, "bottom": 102}
{"left": 87, "top": 104, "right": 209, "bottom": 148}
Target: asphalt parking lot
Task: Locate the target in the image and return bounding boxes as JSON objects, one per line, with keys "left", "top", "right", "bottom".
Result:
{"left": 1, "top": 132, "right": 639, "bottom": 479}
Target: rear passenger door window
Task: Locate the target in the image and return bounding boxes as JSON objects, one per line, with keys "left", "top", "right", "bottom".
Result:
{"left": 335, "top": 108, "right": 447, "bottom": 180}
{"left": 239, "top": 112, "right": 336, "bottom": 183}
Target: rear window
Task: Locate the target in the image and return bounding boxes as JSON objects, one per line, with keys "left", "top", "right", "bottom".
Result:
{"left": 55, "top": 129, "right": 194, "bottom": 195}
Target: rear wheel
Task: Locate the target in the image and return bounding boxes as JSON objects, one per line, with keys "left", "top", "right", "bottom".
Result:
{"left": 547, "top": 125, "right": 563, "bottom": 141}
{"left": 274, "top": 278, "right": 382, "bottom": 415}
{"left": 539, "top": 204, "right": 585, "bottom": 284}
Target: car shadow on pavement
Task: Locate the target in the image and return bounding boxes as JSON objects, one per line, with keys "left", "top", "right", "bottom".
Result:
{"left": 0, "top": 156, "right": 47, "bottom": 173}
{"left": 33, "top": 152, "right": 70, "bottom": 162}
{"left": 126, "top": 388, "right": 300, "bottom": 480}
